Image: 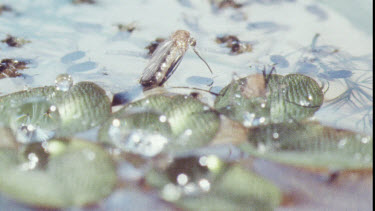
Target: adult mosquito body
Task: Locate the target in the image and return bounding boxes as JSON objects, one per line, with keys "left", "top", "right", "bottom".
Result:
{"left": 140, "top": 30, "right": 213, "bottom": 89}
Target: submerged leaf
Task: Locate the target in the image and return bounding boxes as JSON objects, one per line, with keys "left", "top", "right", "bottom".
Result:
{"left": 214, "top": 73, "right": 323, "bottom": 127}
{"left": 240, "top": 122, "right": 373, "bottom": 170}
{"left": 0, "top": 138, "right": 116, "bottom": 208}
{"left": 145, "top": 155, "right": 281, "bottom": 211}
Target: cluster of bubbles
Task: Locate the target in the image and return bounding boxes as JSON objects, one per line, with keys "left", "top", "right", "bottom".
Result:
{"left": 161, "top": 155, "right": 224, "bottom": 201}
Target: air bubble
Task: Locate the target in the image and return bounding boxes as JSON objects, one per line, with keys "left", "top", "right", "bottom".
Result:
{"left": 361, "top": 136, "right": 371, "bottom": 144}
{"left": 338, "top": 139, "right": 347, "bottom": 148}
{"left": 159, "top": 115, "right": 167, "bottom": 122}
{"left": 177, "top": 173, "right": 189, "bottom": 186}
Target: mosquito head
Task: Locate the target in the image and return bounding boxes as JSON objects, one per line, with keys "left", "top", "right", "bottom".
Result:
{"left": 188, "top": 37, "right": 197, "bottom": 47}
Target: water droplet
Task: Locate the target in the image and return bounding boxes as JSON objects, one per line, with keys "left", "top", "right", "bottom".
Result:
{"left": 198, "top": 179, "right": 211, "bottom": 192}
{"left": 112, "top": 119, "right": 121, "bottom": 127}
{"left": 159, "top": 115, "right": 167, "bottom": 122}
{"left": 361, "top": 136, "right": 371, "bottom": 144}
{"left": 55, "top": 74, "right": 73, "bottom": 91}
{"left": 83, "top": 149, "right": 96, "bottom": 161}
{"left": 162, "top": 183, "right": 182, "bottom": 201}
{"left": 338, "top": 139, "right": 347, "bottom": 148}
{"left": 199, "top": 156, "right": 208, "bottom": 166}
{"left": 108, "top": 128, "right": 168, "bottom": 157}
{"left": 243, "top": 112, "right": 255, "bottom": 127}
{"left": 184, "top": 129, "right": 193, "bottom": 136}
{"left": 299, "top": 99, "right": 311, "bottom": 106}
{"left": 177, "top": 173, "right": 189, "bottom": 186}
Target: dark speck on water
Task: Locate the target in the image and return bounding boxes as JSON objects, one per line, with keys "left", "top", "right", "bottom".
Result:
{"left": 215, "top": 0, "right": 243, "bottom": 9}
{"left": 117, "top": 23, "right": 137, "bottom": 33}
{"left": 0, "top": 59, "right": 29, "bottom": 79}
{"left": 72, "top": 0, "right": 96, "bottom": 5}
{"left": 216, "top": 35, "right": 252, "bottom": 55}
{"left": 1, "top": 35, "right": 30, "bottom": 47}
{"left": 0, "top": 4, "right": 12, "bottom": 15}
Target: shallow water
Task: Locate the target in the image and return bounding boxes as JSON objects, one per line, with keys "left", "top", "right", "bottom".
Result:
{"left": 0, "top": 0, "right": 372, "bottom": 210}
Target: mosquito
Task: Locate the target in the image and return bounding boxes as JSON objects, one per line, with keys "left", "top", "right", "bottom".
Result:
{"left": 140, "top": 30, "right": 213, "bottom": 89}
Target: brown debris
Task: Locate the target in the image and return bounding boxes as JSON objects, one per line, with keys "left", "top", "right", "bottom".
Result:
{"left": 0, "top": 4, "right": 12, "bottom": 15}
{"left": 145, "top": 38, "right": 166, "bottom": 56}
{"left": 210, "top": 0, "right": 243, "bottom": 9}
{"left": 0, "top": 59, "right": 28, "bottom": 79}
{"left": 1, "top": 35, "right": 31, "bottom": 47}
{"left": 72, "top": 0, "right": 96, "bottom": 5}
{"left": 117, "top": 22, "right": 137, "bottom": 33}
{"left": 216, "top": 35, "right": 252, "bottom": 55}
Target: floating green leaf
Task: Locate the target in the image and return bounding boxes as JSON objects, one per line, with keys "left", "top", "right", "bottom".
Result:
{"left": 98, "top": 110, "right": 172, "bottom": 157}
{"left": 8, "top": 98, "right": 62, "bottom": 143}
{"left": 101, "top": 94, "right": 220, "bottom": 154}
{"left": 240, "top": 121, "right": 373, "bottom": 170}
{"left": 214, "top": 73, "right": 324, "bottom": 127}
{"left": 0, "top": 82, "right": 111, "bottom": 140}
{"left": 145, "top": 155, "right": 281, "bottom": 211}
{"left": 0, "top": 138, "right": 117, "bottom": 208}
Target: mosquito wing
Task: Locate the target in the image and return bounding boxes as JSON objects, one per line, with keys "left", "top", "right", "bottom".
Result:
{"left": 158, "top": 54, "right": 184, "bottom": 86}
{"left": 140, "top": 39, "right": 186, "bottom": 87}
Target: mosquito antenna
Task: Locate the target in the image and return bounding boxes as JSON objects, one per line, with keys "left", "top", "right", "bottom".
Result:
{"left": 311, "top": 33, "right": 320, "bottom": 50}
{"left": 192, "top": 47, "right": 213, "bottom": 75}
{"left": 321, "top": 80, "right": 330, "bottom": 94}
{"left": 263, "top": 66, "right": 276, "bottom": 87}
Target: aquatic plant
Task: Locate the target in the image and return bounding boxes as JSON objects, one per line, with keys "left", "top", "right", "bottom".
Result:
{"left": 214, "top": 73, "right": 324, "bottom": 127}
